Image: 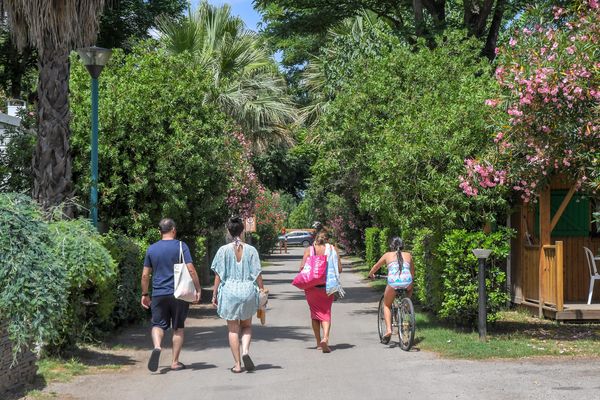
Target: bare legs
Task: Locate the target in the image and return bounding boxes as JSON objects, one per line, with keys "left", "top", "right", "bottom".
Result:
{"left": 151, "top": 326, "right": 185, "bottom": 369}
{"left": 227, "top": 318, "right": 252, "bottom": 372}
{"left": 311, "top": 319, "right": 331, "bottom": 352}
{"left": 171, "top": 329, "right": 184, "bottom": 368}
{"left": 383, "top": 285, "right": 396, "bottom": 337}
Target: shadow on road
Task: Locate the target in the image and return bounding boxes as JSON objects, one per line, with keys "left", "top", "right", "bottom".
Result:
{"left": 158, "top": 362, "right": 218, "bottom": 374}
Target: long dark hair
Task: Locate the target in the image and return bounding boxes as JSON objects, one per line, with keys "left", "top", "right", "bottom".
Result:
{"left": 390, "top": 236, "right": 404, "bottom": 263}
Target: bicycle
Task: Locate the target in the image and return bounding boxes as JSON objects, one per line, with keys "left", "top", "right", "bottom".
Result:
{"left": 374, "top": 274, "right": 416, "bottom": 351}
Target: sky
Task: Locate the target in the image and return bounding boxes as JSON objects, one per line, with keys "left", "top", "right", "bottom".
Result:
{"left": 194, "top": 1, "right": 263, "bottom": 31}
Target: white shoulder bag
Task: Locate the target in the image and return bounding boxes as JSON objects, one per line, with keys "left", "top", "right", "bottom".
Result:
{"left": 174, "top": 241, "right": 197, "bottom": 302}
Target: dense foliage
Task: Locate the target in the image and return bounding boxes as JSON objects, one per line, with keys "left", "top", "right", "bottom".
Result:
{"left": 364, "top": 227, "right": 380, "bottom": 267}
{"left": 99, "top": 232, "right": 147, "bottom": 327}
{"left": 437, "top": 229, "right": 513, "bottom": 326}
{"left": 311, "top": 32, "right": 506, "bottom": 251}
{"left": 0, "top": 193, "right": 66, "bottom": 358}
{"left": 69, "top": 44, "right": 233, "bottom": 240}
{"left": 46, "top": 218, "right": 116, "bottom": 352}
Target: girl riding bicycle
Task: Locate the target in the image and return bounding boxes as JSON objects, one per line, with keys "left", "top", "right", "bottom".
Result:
{"left": 368, "top": 237, "right": 414, "bottom": 344}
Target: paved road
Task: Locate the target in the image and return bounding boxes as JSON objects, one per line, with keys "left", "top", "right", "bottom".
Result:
{"left": 45, "top": 247, "right": 600, "bottom": 400}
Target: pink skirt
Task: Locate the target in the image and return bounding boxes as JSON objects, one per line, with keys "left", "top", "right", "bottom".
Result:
{"left": 305, "top": 287, "right": 334, "bottom": 321}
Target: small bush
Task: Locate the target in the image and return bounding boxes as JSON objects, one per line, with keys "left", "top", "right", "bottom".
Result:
{"left": 0, "top": 194, "right": 66, "bottom": 358}
{"left": 437, "top": 228, "right": 513, "bottom": 326}
{"left": 46, "top": 219, "right": 116, "bottom": 353}
{"left": 100, "top": 232, "right": 146, "bottom": 328}
{"left": 365, "top": 227, "right": 380, "bottom": 267}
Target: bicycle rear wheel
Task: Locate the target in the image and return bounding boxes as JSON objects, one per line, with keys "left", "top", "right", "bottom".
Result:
{"left": 397, "top": 297, "right": 415, "bottom": 351}
{"left": 377, "top": 295, "right": 386, "bottom": 342}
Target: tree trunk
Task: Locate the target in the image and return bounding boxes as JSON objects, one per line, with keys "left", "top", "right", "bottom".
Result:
{"left": 422, "top": 0, "right": 446, "bottom": 30}
{"left": 413, "top": 0, "right": 425, "bottom": 37}
{"left": 32, "top": 46, "right": 73, "bottom": 213}
{"left": 482, "top": 0, "right": 506, "bottom": 60}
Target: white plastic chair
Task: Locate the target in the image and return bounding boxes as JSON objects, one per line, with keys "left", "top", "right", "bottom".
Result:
{"left": 584, "top": 247, "right": 600, "bottom": 304}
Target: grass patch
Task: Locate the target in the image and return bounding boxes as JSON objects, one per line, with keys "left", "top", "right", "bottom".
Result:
{"left": 351, "top": 260, "right": 600, "bottom": 359}
{"left": 36, "top": 355, "right": 125, "bottom": 384}
{"left": 37, "top": 358, "right": 89, "bottom": 383}
{"left": 416, "top": 311, "right": 600, "bottom": 359}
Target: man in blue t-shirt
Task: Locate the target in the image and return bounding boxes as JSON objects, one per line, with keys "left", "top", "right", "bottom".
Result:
{"left": 141, "top": 218, "right": 201, "bottom": 372}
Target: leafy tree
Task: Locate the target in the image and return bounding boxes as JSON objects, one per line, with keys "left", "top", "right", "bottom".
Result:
{"left": 311, "top": 32, "right": 506, "bottom": 245}
{"left": 97, "top": 0, "right": 188, "bottom": 49}
{"left": 0, "top": 0, "right": 106, "bottom": 212}
{"left": 69, "top": 44, "right": 234, "bottom": 239}
{"left": 252, "top": 137, "right": 317, "bottom": 196}
{"left": 462, "top": 1, "right": 600, "bottom": 200}
{"left": 156, "top": 1, "right": 297, "bottom": 148}
{"left": 256, "top": 0, "right": 542, "bottom": 65}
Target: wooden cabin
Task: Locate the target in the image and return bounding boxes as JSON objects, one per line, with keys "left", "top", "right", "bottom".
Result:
{"left": 510, "top": 176, "right": 600, "bottom": 320}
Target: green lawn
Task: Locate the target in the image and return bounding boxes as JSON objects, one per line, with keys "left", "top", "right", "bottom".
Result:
{"left": 351, "top": 260, "right": 600, "bottom": 359}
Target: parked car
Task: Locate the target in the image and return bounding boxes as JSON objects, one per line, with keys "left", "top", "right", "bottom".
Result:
{"left": 278, "top": 230, "right": 314, "bottom": 247}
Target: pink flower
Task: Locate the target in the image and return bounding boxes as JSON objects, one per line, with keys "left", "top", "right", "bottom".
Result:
{"left": 566, "top": 46, "right": 576, "bottom": 54}
{"left": 485, "top": 99, "right": 500, "bottom": 107}
{"left": 590, "top": 0, "right": 598, "bottom": 9}
{"left": 509, "top": 38, "right": 517, "bottom": 47}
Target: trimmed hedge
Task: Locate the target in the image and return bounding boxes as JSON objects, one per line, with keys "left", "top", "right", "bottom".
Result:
{"left": 437, "top": 228, "right": 513, "bottom": 326}
{"left": 365, "top": 227, "right": 380, "bottom": 267}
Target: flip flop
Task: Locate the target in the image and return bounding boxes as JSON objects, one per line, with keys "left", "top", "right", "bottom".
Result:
{"left": 230, "top": 367, "right": 243, "bottom": 374}
{"left": 320, "top": 340, "right": 331, "bottom": 353}
{"left": 171, "top": 362, "right": 186, "bottom": 371}
{"left": 147, "top": 348, "right": 161, "bottom": 372}
{"left": 381, "top": 333, "right": 392, "bottom": 345}
{"left": 242, "top": 354, "right": 255, "bottom": 371}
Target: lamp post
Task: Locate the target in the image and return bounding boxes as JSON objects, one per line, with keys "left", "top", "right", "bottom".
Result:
{"left": 77, "top": 46, "right": 112, "bottom": 229}
{"left": 472, "top": 248, "right": 492, "bottom": 342}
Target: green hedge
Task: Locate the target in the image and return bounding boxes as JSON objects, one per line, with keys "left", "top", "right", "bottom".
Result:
{"left": 100, "top": 232, "right": 147, "bottom": 328}
{"left": 411, "top": 228, "right": 443, "bottom": 311}
{"left": 0, "top": 194, "right": 66, "bottom": 358}
{"left": 437, "top": 228, "right": 513, "bottom": 326}
{"left": 365, "top": 227, "right": 380, "bottom": 267}
{"left": 379, "top": 228, "right": 391, "bottom": 258}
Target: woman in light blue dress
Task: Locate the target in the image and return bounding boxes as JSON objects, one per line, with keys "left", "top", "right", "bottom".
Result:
{"left": 211, "top": 216, "right": 264, "bottom": 373}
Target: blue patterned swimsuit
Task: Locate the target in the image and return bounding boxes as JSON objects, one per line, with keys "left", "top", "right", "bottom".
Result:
{"left": 387, "top": 259, "right": 412, "bottom": 289}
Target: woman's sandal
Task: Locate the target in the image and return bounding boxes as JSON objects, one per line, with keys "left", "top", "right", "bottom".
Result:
{"left": 242, "top": 354, "right": 255, "bottom": 371}
{"left": 320, "top": 340, "right": 331, "bottom": 353}
{"left": 230, "top": 367, "right": 243, "bottom": 374}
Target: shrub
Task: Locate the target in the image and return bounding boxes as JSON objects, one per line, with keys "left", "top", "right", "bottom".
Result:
{"left": 100, "top": 232, "right": 146, "bottom": 328}
{"left": 46, "top": 219, "right": 116, "bottom": 352}
{"left": 411, "top": 228, "right": 443, "bottom": 310}
{"left": 379, "top": 228, "right": 391, "bottom": 258}
{"left": 365, "top": 227, "right": 380, "bottom": 267}
{"left": 437, "top": 228, "right": 513, "bottom": 326}
{"left": 0, "top": 194, "right": 66, "bottom": 358}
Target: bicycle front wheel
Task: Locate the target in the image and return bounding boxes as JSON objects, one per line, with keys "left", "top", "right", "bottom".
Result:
{"left": 377, "top": 295, "right": 386, "bottom": 342}
{"left": 397, "top": 297, "right": 415, "bottom": 351}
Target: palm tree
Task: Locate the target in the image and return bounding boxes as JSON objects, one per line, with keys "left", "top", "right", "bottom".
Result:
{"left": 0, "top": 0, "right": 106, "bottom": 211}
{"left": 300, "top": 11, "right": 386, "bottom": 130}
{"left": 157, "top": 1, "right": 297, "bottom": 149}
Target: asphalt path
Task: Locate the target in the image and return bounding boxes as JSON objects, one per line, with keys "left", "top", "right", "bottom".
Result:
{"left": 44, "top": 247, "right": 600, "bottom": 400}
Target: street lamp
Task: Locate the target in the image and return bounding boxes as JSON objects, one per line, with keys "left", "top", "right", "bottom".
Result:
{"left": 472, "top": 248, "right": 492, "bottom": 342}
{"left": 77, "top": 46, "right": 112, "bottom": 229}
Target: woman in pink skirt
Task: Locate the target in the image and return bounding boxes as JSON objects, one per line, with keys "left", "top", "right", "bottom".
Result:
{"left": 299, "top": 228, "right": 342, "bottom": 353}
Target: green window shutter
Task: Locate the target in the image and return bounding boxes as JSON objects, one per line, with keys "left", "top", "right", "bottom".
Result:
{"left": 535, "top": 190, "right": 590, "bottom": 237}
